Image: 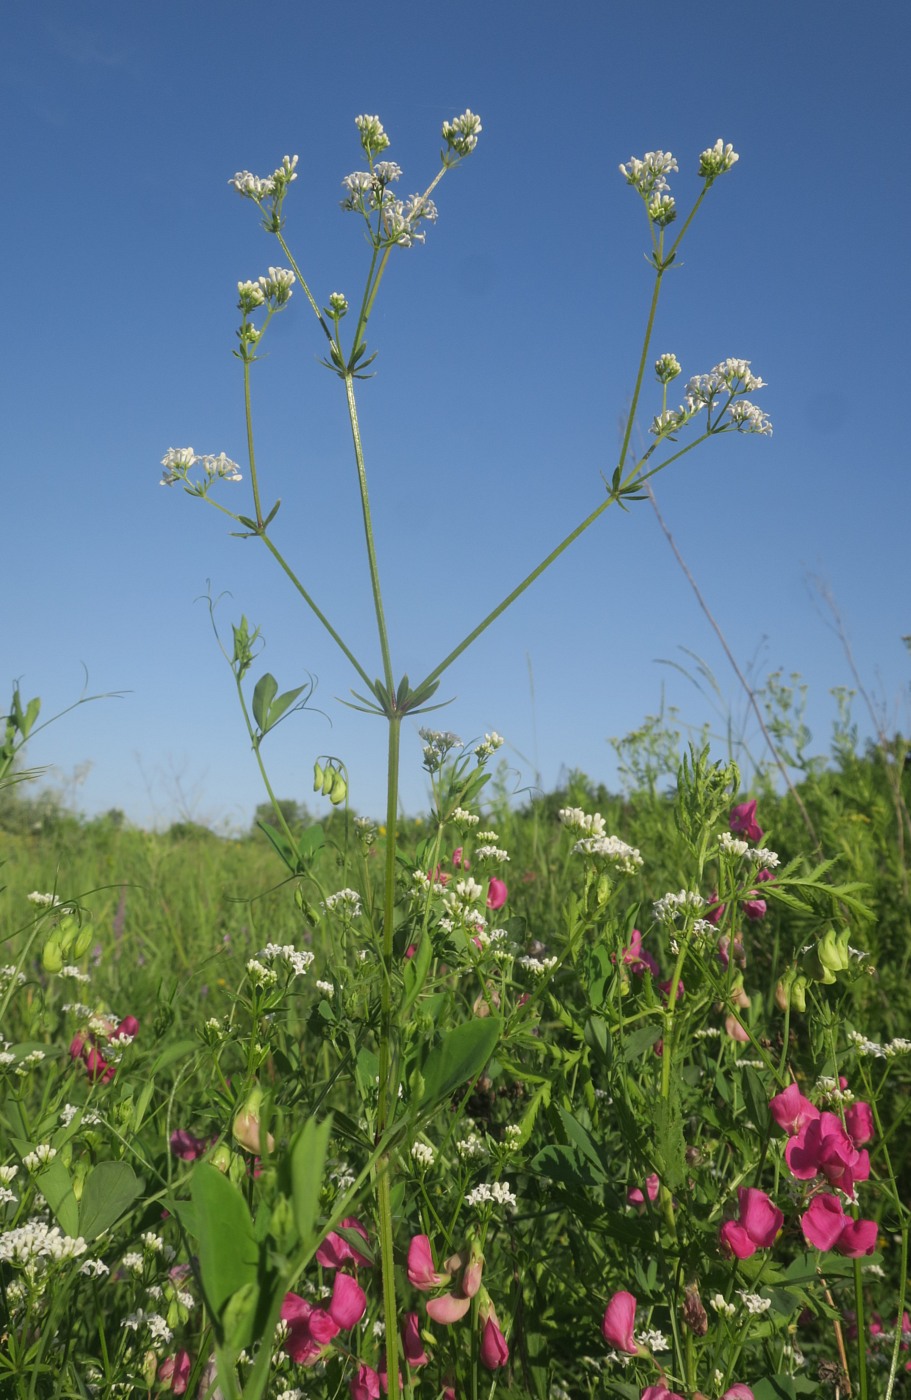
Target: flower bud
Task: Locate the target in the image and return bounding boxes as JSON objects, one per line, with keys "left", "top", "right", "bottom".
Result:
{"left": 328, "top": 770, "right": 348, "bottom": 805}
{"left": 232, "top": 1084, "right": 275, "bottom": 1155}
{"left": 313, "top": 761, "right": 325, "bottom": 793}
{"left": 42, "top": 937, "right": 64, "bottom": 973}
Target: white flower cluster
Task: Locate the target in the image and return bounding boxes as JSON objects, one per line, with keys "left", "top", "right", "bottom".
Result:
{"left": 355, "top": 114, "right": 390, "bottom": 156}
{"left": 121, "top": 1309, "right": 173, "bottom": 1344}
{"left": 650, "top": 359, "right": 771, "bottom": 439}
{"left": 637, "top": 1329, "right": 669, "bottom": 1352}
{"left": 27, "top": 891, "right": 61, "bottom": 907}
{"left": 465, "top": 1180, "right": 516, "bottom": 1209}
{"left": 228, "top": 153, "right": 298, "bottom": 200}
{"left": 316, "top": 980, "right": 335, "bottom": 998}
{"left": 322, "top": 889, "right": 363, "bottom": 918}
{"left": 572, "top": 835, "right": 643, "bottom": 873}
{"left": 341, "top": 170, "right": 439, "bottom": 248}
{"left": 0, "top": 1220, "right": 87, "bottom": 1265}
{"left": 442, "top": 109, "right": 482, "bottom": 157}
{"left": 450, "top": 806, "right": 480, "bottom": 827}
{"left": 737, "top": 1290, "right": 772, "bottom": 1315}
{"left": 654, "top": 353, "right": 682, "bottom": 383}
{"left": 849, "top": 1031, "right": 911, "bottom": 1059}
{"left": 474, "top": 732, "right": 504, "bottom": 760}
{"left": 699, "top": 139, "right": 739, "bottom": 181}
{"left": 710, "top": 1292, "right": 736, "bottom": 1317}
{"left": 718, "top": 832, "right": 750, "bottom": 858}
{"left": 747, "top": 845, "right": 780, "bottom": 868}
{"left": 619, "top": 150, "right": 678, "bottom": 199}
{"left": 456, "top": 1131, "right": 486, "bottom": 1160}
{"left": 474, "top": 845, "right": 510, "bottom": 864}
{"left": 517, "top": 955, "right": 558, "bottom": 976}
{"left": 23, "top": 1144, "right": 57, "bottom": 1172}
{"left": 558, "top": 807, "right": 606, "bottom": 838}
{"left": 160, "top": 447, "right": 242, "bottom": 488}
{"left": 420, "top": 728, "right": 463, "bottom": 771}
{"left": 411, "top": 1141, "right": 436, "bottom": 1168}
{"left": 0, "top": 966, "right": 26, "bottom": 991}
{"left": 256, "top": 943, "right": 315, "bottom": 978}
{"left": 245, "top": 959, "right": 278, "bottom": 988}
{"left": 477, "top": 829, "right": 500, "bottom": 842}
{"left": 653, "top": 890, "right": 706, "bottom": 924}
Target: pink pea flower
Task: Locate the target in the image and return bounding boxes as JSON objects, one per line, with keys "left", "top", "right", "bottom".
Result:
{"left": 720, "top": 1187, "right": 783, "bottom": 1259}
{"left": 157, "top": 1350, "right": 191, "bottom": 1395}
{"left": 741, "top": 894, "right": 767, "bottom": 921}
{"left": 627, "top": 1173, "right": 660, "bottom": 1207}
{"left": 329, "top": 1272, "right": 367, "bottom": 1330}
{"left": 452, "top": 847, "right": 470, "bottom": 870}
{"left": 770, "top": 1084, "right": 819, "bottom": 1137}
{"left": 115, "top": 1014, "right": 140, "bottom": 1039}
{"left": 407, "top": 1235, "right": 449, "bottom": 1291}
{"left": 723, "top": 1388, "right": 755, "bottom": 1400}
{"left": 801, "top": 1193, "right": 848, "bottom": 1251}
{"left": 835, "top": 1217, "right": 878, "bottom": 1257}
{"left": 479, "top": 1304, "right": 509, "bottom": 1370}
{"left": 169, "top": 1128, "right": 211, "bottom": 1161}
{"left": 618, "top": 929, "right": 660, "bottom": 977}
{"left": 845, "top": 1101, "right": 875, "bottom": 1147}
{"left": 402, "top": 1312, "right": 429, "bottom": 1367}
{"left": 317, "top": 1217, "right": 372, "bottom": 1269}
{"left": 706, "top": 890, "right": 727, "bottom": 926}
{"left": 724, "top": 1014, "right": 750, "bottom": 1043}
{"left": 426, "top": 1292, "right": 472, "bottom": 1323}
{"left": 350, "top": 1363, "right": 381, "bottom": 1400}
{"left": 786, "top": 1112, "right": 870, "bottom": 1196}
{"left": 281, "top": 1292, "right": 340, "bottom": 1365}
{"left": 602, "top": 1291, "right": 638, "bottom": 1354}
{"left": 730, "top": 800, "right": 763, "bottom": 841}
{"left": 487, "top": 878, "right": 508, "bottom": 911}
{"left": 641, "top": 1385, "right": 685, "bottom": 1400}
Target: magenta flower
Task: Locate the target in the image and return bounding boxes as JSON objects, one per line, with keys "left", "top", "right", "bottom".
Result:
{"left": 602, "top": 1291, "right": 638, "bottom": 1354}
{"left": 486, "top": 878, "right": 508, "bottom": 910}
{"left": 402, "top": 1312, "right": 430, "bottom": 1367}
{"left": 116, "top": 1014, "right": 140, "bottom": 1039}
{"left": 835, "top": 1217, "right": 878, "bottom": 1257}
{"left": 720, "top": 1187, "right": 783, "bottom": 1259}
{"left": 169, "top": 1128, "right": 211, "bottom": 1161}
{"left": 801, "top": 1193, "right": 847, "bottom": 1251}
{"left": 350, "top": 1363, "right": 381, "bottom": 1400}
{"left": 845, "top": 1101, "right": 875, "bottom": 1147}
{"left": 281, "top": 1293, "right": 339, "bottom": 1365}
{"left": 770, "top": 1084, "right": 819, "bottom": 1137}
{"left": 730, "top": 800, "right": 763, "bottom": 841}
{"left": 741, "top": 894, "right": 767, "bottom": 921}
{"left": 723, "top": 1388, "right": 755, "bottom": 1400}
{"left": 329, "top": 1272, "right": 367, "bottom": 1330}
{"left": 618, "top": 929, "right": 660, "bottom": 977}
{"left": 706, "top": 890, "right": 727, "bottom": 926}
{"left": 627, "top": 1173, "right": 660, "bottom": 1207}
{"left": 452, "top": 847, "right": 470, "bottom": 870}
{"left": 157, "top": 1350, "right": 192, "bottom": 1395}
{"left": 641, "top": 1385, "right": 685, "bottom": 1400}
{"left": 479, "top": 1309, "right": 509, "bottom": 1370}
{"left": 786, "top": 1111, "right": 870, "bottom": 1196}
{"left": 407, "top": 1234, "right": 449, "bottom": 1291}
{"left": 316, "top": 1217, "right": 371, "bottom": 1269}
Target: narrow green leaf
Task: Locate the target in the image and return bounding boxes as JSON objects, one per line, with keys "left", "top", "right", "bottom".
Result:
{"left": 79, "top": 1162, "right": 142, "bottom": 1241}
{"left": 267, "top": 684, "right": 308, "bottom": 728}
{"left": 400, "top": 933, "right": 433, "bottom": 1016}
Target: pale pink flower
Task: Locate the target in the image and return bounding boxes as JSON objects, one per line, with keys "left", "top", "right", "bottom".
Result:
{"left": 407, "top": 1234, "right": 448, "bottom": 1290}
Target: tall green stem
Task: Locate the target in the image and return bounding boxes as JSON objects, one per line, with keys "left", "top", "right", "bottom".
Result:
{"left": 376, "top": 714, "right": 402, "bottom": 1398}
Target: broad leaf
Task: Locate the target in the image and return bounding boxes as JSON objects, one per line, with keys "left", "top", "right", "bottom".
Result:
{"left": 418, "top": 1017, "right": 502, "bottom": 1109}
{"left": 190, "top": 1162, "right": 259, "bottom": 1320}
{"left": 79, "top": 1162, "right": 142, "bottom": 1241}
{"left": 290, "top": 1115, "right": 333, "bottom": 1246}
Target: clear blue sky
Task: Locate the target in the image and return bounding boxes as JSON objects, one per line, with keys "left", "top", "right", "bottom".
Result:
{"left": 4, "top": 1, "right": 909, "bottom": 829}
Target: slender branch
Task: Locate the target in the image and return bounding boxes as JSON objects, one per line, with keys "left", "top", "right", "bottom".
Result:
{"left": 644, "top": 481, "right": 821, "bottom": 848}
{"left": 344, "top": 374, "right": 395, "bottom": 695}
{"left": 255, "top": 532, "right": 374, "bottom": 691}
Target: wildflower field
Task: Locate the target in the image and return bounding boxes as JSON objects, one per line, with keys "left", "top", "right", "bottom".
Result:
{"left": 2, "top": 112, "right": 910, "bottom": 1400}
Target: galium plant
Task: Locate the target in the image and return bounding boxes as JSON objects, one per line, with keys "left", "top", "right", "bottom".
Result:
{"left": 5, "top": 113, "right": 909, "bottom": 1400}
